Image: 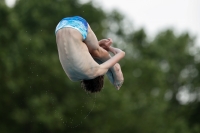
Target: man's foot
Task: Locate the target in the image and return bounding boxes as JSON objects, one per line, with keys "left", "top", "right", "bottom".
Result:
{"left": 106, "top": 63, "right": 124, "bottom": 90}
{"left": 112, "top": 63, "right": 124, "bottom": 90}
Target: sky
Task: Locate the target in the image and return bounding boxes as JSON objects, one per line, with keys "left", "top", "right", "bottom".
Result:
{"left": 6, "top": 0, "right": 200, "bottom": 45}
{"left": 95, "top": 0, "right": 200, "bottom": 45}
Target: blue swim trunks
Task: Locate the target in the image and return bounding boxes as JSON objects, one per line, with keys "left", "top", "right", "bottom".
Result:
{"left": 55, "top": 16, "right": 88, "bottom": 40}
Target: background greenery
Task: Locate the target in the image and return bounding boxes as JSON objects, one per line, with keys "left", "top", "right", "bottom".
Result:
{"left": 1, "top": 0, "right": 200, "bottom": 132}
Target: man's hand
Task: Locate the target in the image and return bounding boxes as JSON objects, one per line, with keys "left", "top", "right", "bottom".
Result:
{"left": 99, "top": 38, "right": 112, "bottom": 51}
{"left": 112, "top": 63, "right": 124, "bottom": 90}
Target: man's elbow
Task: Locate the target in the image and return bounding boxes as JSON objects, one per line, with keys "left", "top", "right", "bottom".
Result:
{"left": 120, "top": 50, "right": 125, "bottom": 58}
{"left": 122, "top": 50, "right": 125, "bottom": 56}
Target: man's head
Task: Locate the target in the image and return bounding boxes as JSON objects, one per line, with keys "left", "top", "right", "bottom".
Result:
{"left": 81, "top": 75, "right": 104, "bottom": 93}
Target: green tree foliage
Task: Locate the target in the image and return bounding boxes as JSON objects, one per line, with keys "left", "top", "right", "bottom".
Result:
{"left": 1, "top": 0, "right": 200, "bottom": 132}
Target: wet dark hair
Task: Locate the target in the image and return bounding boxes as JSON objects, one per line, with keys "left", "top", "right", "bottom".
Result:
{"left": 81, "top": 75, "right": 104, "bottom": 93}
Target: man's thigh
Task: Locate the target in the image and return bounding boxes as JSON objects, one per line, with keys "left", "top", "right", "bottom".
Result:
{"left": 84, "top": 24, "right": 99, "bottom": 52}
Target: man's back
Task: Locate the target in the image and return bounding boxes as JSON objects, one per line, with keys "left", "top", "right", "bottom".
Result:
{"left": 56, "top": 28, "right": 100, "bottom": 81}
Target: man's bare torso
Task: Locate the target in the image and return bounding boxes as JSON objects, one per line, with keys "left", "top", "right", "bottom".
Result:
{"left": 56, "top": 28, "right": 100, "bottom": 81}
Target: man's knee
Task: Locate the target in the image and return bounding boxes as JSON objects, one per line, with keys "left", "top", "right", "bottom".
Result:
{"left": 90, "top": 47, "right": 109, "bottom": 59}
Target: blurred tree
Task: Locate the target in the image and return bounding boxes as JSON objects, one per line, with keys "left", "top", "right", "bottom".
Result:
{"left": 1, "top": 0, "right": 107, "bottom": 132}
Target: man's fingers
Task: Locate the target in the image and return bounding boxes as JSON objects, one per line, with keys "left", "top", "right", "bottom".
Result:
{"left": 107, "top": 38, "right": 113, "bottom": 44}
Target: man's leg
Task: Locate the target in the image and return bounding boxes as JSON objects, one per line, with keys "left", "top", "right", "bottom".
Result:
{"left": 84, "top": 25, "right": 124, "bottom": 89}
{"left": 84, "top": 24, "right": 111, "bottom": 61}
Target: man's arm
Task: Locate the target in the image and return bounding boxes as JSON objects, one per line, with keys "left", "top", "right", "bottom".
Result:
{"left": 91, "top": 38, "right": 114, "bottom": 62}
{"left": 95, "top": 46, "right": 125, "bottom": 87}
{"left": 84, "top": 25, "right": 124, "bottom": 89}
{"left": 99, "top": 47, "right": 125, "bottom": 69}
{"left": 94, "top": 39, "right": 125, "bottom": 89}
